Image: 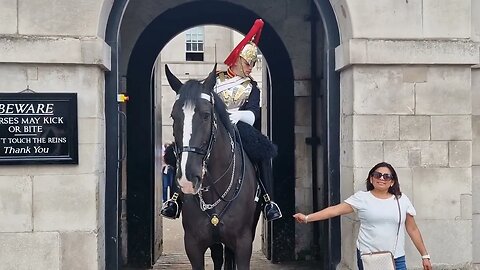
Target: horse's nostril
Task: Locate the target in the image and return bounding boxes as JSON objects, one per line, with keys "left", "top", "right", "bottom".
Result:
{"left": 191, "top": 176, "right": 201, "bottom": 185}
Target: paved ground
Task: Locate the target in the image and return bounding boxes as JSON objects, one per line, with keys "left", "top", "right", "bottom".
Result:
{"left": 154, "top": 252, "right": 317, "bottom": 270}
{"left": 154, "top": 216, "right": 318, "bottom": 269}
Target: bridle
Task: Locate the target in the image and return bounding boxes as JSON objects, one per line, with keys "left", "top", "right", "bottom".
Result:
{"left": 174, "top": 92, "right": 242, "bottom": 212}
{"left": 174, "top": 92, "right": 219, "bottom": 174}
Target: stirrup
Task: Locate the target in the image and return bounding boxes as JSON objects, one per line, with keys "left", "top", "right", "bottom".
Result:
{"left": 262, "top": 193, "right": 282, "bottom": 220}
{"left": 161, "top": 193, "right": 181, "bottom": 219}
{"left": 263, "top": 201, "right": 282, "bottom": 222}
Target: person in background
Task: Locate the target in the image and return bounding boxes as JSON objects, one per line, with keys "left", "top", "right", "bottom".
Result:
{"left": 294, "top": 162, "right": 432, "bottom": 270}
{"left": 162, "top": 143, "right": 175, "bottom": 203}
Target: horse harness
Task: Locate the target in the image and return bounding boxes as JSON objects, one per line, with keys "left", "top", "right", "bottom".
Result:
{"left": 175, "top": 92, "right": 247, "bottom": 231}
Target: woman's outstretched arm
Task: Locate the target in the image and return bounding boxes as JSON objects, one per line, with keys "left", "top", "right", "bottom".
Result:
{"left": 405, "top": 214, "right": 432, "bottom": 270}
{"left": 293, "top": 202, "right": 354, "bottom": 223}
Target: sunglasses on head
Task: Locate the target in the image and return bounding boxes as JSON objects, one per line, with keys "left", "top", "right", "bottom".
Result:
{"left": 371, "top": 171, "right": 393, "bottom": 181}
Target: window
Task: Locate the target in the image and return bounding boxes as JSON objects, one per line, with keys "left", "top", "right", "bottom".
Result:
{"left": 186, "top": 27, "right": 204, "bottom": 61}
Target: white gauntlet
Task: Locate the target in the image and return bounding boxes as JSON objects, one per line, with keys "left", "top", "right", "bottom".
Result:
{"left": 228, "top": 110, "right": 255, "bottom": 126}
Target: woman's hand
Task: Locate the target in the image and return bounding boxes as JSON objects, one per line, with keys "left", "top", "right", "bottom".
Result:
{"left": 422, "top": 258, "right": 432, "bottom": 270}
{"left": 293, "top": 203, "right": 354, "bottom": 224}
{"left": 293, "top": 213, "right": 308, "bottom": 223}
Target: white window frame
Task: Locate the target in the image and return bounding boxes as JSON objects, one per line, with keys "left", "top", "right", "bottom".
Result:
{"left": 186, "top": 27, "right": 204, "bottom": 53}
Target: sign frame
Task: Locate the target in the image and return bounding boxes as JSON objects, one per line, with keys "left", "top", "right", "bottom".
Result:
{"left": 0, "top": 92, "right": 78, "bottom": 165}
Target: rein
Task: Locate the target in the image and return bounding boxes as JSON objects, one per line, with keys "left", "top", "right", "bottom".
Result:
{"left": 200, "top": 126, "right": 246, "bottom": 212}
{"left": 175, "top": 93, "right": 217, "bottom": 173}
{"left": 175, "top": 92, "right": 245, "bottom": 215}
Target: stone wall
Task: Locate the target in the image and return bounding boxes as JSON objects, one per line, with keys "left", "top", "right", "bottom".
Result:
{"left": 1, "top": 0, "right": 479, "bottom": 269}
{"left": 334, "top": 0, "right": 479, "bottom": 268}
{"left": 0, "top": 0, "right": 110, "bottom": 269}
{"left": 472, "top": 66, "right": 480, "bottom": 268}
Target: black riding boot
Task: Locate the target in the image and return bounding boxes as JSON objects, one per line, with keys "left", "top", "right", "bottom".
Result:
{"left": 258, "top": 160, "right": 282, "bottom": 221}
{"left": 161, "top": 190, "right": 182, "bottom": 219}
{"left": 161, "top": 143, "right": 181, "bottom": 219}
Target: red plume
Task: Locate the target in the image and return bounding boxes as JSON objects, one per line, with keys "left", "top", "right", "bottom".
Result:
{"left": 224, "top": 19, "right": 264, "bottom": 67}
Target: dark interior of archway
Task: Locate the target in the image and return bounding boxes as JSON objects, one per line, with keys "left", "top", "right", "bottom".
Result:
{"left": 125, "top": 1, "right": 295, "bottom": 267}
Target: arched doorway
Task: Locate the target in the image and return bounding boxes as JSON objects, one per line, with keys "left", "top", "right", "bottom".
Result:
{"left": 105, "top": 1, "right": 340, "bottom": 269}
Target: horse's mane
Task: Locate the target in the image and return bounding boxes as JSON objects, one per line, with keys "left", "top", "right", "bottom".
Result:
{"left": 177, "top": 80, "right": 234, "bottom": 136}
{"left": 212, "top": 92, "right": 235, "bottom": 136}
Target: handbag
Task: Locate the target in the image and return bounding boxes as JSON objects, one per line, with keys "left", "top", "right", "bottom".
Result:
{"left": 360, "top": 197, "right": 401, "bottom": 270}
{"left": 361, "top": 251, "right": 395, "bottom": 270}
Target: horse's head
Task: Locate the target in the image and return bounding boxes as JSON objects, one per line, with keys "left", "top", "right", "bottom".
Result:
{"left": 166, "top": 64, "right": 219, "bottom": 194}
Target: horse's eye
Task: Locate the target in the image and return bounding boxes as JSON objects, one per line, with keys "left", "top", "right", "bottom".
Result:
{"left": 202, "top": 113, "right": 210, "bottom": 121}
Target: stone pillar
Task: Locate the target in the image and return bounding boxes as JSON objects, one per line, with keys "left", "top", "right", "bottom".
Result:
{"left": 471, "top": 0, "right": 480, "bottom": 267}
{"left": 293, "top": 79, "right": 314, "bottom": 259}
{"left": 472, "top": 67, "right": 480, "bottom": 268}
{"left": 0, "top": 63, "right": 108, "bottom": 270}
{"left": 336, "top": 37, "right": 478, "bottom": 269}
{"left": 0, "top": 10, "right": 110, "bottom": 268}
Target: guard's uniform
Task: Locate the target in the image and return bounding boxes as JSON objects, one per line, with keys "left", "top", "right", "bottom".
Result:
{"left": 215, "top": 70, "right": 260, "bottom": 117}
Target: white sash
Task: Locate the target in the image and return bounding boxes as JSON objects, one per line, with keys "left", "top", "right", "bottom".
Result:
{"left": 214, "top": 75, "right": 250, "bottom": 94}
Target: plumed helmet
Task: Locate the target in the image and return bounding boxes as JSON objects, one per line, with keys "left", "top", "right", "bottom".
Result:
{"left": 224, "top": 19, "right": 264, "bottom": 67}
{"left": 239, "top": 42, "right": 258, "bottom": 66}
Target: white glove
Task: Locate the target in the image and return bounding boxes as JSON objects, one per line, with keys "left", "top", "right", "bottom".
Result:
{"left": 228, "top": 110, "right": 255, "bottom": 126}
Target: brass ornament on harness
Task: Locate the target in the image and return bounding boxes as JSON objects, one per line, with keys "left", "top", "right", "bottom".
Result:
{"left": 211, "top": 214, "right": 220, "bottom": 226}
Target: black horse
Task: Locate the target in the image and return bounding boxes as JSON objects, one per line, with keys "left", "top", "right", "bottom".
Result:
{"left": 165, "top": 64, "right": 262, "bottom": 270}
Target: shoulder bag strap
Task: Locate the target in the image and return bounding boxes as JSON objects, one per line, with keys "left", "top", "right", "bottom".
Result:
{"left": 393, "top": 196, "right": 401, "bottom": 255}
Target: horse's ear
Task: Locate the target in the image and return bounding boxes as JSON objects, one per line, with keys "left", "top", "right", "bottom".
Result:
{"left": 203, "top": 64, "right": 217, "bottom": 91}
{"left": 165, "top": 64, "right": 183, "bottom": 93}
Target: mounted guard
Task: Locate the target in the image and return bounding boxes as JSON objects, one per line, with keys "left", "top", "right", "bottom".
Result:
{"left": 161, "top": 19, "right": 282, "bottom": 222}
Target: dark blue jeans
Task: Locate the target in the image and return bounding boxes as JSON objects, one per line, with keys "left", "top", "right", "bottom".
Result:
{"left": 357, "top": 249, "right": 406, "bottom": 270}
{"left": 162, "top": 166, "right": 175, "bottom": 202}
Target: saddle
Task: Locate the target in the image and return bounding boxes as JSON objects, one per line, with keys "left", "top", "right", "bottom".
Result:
{"left": 235, "top": 121, "right": 277, "bottom": 163}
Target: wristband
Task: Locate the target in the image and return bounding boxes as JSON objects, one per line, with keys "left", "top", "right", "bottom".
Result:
{"left": 421, "top": 254, "right": 430, "bottom": 260}
{"left": 305, "top": 215, "right": 309, "bottom": 223}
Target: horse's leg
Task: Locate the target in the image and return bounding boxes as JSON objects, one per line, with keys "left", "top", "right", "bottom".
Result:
{"left": 224, "top": 246, "right": 236, "bottom": 270}
{"left": 184, "top": 234, "right": 207, "bottom": 270}
{"left": 234, "top": 235, "right": 254, "bottom": 270}
{"left": 210, "top": 243, "right": 224, "bottom": 270}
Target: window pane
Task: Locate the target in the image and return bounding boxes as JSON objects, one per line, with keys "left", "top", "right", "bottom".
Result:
{"left": 186, "top": 52, "right": 204, "bottom": 62}
{"left": 185, "top": 26, "right": 204, "bottom": 52}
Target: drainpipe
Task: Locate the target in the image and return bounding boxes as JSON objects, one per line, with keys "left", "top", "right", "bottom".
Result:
{"left": 305, "top": 0, "right": 321, "bottom": 258}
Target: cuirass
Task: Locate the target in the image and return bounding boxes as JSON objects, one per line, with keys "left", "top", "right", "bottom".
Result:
{"left": 215, "top": 76, "right": 253, "bottom": 110}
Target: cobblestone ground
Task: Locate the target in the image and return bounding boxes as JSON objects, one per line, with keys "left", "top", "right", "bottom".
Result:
{"left": 152, "top": 217, "right": 318, "bottom": 269}
{"left": 154, "top": 252, "right": 317, "bottom": 269}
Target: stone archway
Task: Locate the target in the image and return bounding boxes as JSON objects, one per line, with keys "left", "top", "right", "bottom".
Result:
{"left": 104, "top": 0, "right": 341, "bottom": 268}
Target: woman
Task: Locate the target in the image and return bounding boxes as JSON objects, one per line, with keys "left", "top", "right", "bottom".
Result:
{"left": 293, "top": 162, "right": 432, "bottom": 270}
